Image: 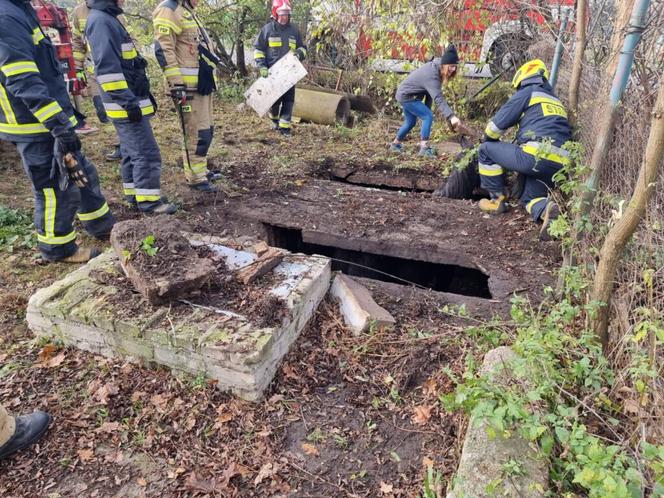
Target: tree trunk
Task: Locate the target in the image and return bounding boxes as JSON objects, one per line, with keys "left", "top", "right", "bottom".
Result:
{"left": 568, "top": 0, "right": 587, "bottom": 122}
{"left": 606, "top": 0, "right": 636, "bottom": 78}
{"left": 236, "top": 7, "right": 249, "bottom": 77}
{"left": 590, "top": 78, "right": 664, "bottom": 349}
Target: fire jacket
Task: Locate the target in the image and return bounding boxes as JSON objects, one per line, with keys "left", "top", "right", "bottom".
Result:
{"left": 85, "top": 0, "right": 154, "bottom": 121}
{"left": 395, "top": 58, "right": 454, "bottom": 120}
{"left": 71, "top": 2, "right": 128, "bottom": 72}
{"left": 484, "top": 76, "right": 572, "bottom": 162}
{"left": 153, "top": 0, "right": 215, "bottom": 91}
{"left": 0, "top": 0, "right": 77, "bottom": 142}
{"left": 254, "top": 20, "right": 306, "bottom": 69}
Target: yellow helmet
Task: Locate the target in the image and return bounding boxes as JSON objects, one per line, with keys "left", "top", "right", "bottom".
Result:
{"left": 511, "top": 59, "right": 549, "bottom": 89}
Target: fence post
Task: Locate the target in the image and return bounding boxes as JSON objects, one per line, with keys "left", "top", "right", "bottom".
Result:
{"left": 549, "top": 8, "right": 570, "bottom": 90}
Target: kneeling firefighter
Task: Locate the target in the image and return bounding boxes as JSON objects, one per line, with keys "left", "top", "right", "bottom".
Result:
{"left": 0, "top": 0, "right": 115, "bottom": 263}
{"left": 153, "top": 0, "right": 222, "bottom": 192}
{"left": 86, "top": 0, "right": 177, "bottom": 214}
{"left": 478, "top": 59, "right": 571, "bottom": 240}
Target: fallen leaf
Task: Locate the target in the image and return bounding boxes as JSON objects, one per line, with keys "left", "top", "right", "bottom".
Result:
{"left": 422, "top": 377, "right": 438, "bottom": 397}
{"left": 94, "top": 383, "right": 119, "bottom": 405}
{"left": 422, "top": 456, "right": 434, "bottom": 468}
{"left": 215, "top": 412, "right": 234, "bottom": 427}
{"left": 380, "top": 481, "right": 394, "bottom": 494}
{"left": 412, "top": 405, "right": 433, "bottom": 426}
{"left": 281, "top": 363, "right": 298, "bottom": 380}
{"left": 301, "top": 443, "right": 319, "bottom": 456}
{"left": 136, "top": 477, "right": 147, "bottom": 487}
{"left": 37, "top": 344, "right": 57, "bottom": 362}
{"left": 77, "top": 448, "right": 94, "bottom": 462}
{"left": 185, "top": 471, "right": 216, "bottom": 493}
{"left": 254, "top": 462, "right": 277, "bottom": 486}
{"left": 96, "top": 421, "right": 120, "bottom": 434}
{"left": 36, "top": 349, "right": 65, "bottom": 369}
{"left": 623, "top": 399, "right": 640, "bottom": 416}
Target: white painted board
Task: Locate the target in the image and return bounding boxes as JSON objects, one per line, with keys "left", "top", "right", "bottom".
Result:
{"left": 244, "top": 52, "right": 308, "bottom": 117}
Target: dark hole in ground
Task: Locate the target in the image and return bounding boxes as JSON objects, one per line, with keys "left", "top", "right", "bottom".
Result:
{"left": 329, "top": 173, "right": 433, "bottom": 193}
{"left": 264, "top": 224, "right": 492, "bottom": 299}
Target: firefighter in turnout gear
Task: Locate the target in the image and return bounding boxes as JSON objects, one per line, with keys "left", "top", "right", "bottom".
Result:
{"left": 86, "top": 0, "right": 176, "bottom": 214}
{"left": 0, "top": 0, "right": 115, "bottom": 262}
{"left": 254, "top": 0, "right": 306, "bottom": 135}
{"left": 153, "top": 0, "right": 222, "bottom": 192}
{"left": 71, "top": 1, "right": 108, "bottom": 127}
{"left": 478, "top": 59, "right": 571, "bottom": 241}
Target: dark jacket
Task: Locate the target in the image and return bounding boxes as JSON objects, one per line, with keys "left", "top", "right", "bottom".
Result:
{"left": 0, "top": 0, "right": 77, "bottom": 142}
{"left": 254, "top": 20, "right": 306, "bottom": 69}
{"left": 86, "top": 0, "right": 154, "bottom": 121}
{"left": 395, "top": 59, "right": 454, "bottom": 120}
{"left": 484, "top": 76, "right": 571, "bottom": 148}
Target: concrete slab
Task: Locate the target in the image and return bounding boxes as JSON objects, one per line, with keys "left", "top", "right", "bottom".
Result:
{"left": 330, "top": 274, "right": 395, "bottom": 334}
{"left": 27, "top": 236, "right": 331, "bottom": 401}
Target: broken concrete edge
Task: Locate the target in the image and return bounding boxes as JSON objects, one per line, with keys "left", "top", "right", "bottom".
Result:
{"left": 26, "top": 246, "right": 333, "bottom": 402}
{"left": 329, "top": 273, "right": 395, "bottom": 335}
{"left": 446, "top": 346, "right": 549, "bottom": 498}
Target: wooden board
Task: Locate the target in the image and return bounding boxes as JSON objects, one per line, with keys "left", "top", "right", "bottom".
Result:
{"left": 244, "top": 52, "right": 308, "bottom": 117}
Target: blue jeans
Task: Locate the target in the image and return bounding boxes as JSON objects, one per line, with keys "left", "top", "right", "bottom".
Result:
{"left": 396, "top": 100, "right": 434, "bottom": 141}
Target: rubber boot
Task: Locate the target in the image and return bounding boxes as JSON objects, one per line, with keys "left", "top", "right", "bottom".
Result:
{"left": 0, "top": 411, "right": 51, "bottom": 460}
{"left": 539, "top": 201, "right": 560, "bottom": 241}
{"left": 58, "top": 247, "right": 102, "bottom": 263}
{"left": 189, "top": 181, "right": 219, "bottom": 193}
{"left": 206, "top": 171, "right": 223, "bottom": 182}
{"left": 389, "top": 143, "right": 403, "bottom": 153}
{"left": 479, "top": 194, "right": 508, "bottom": 214}
{"left": 148, "top": 202, "right": 178, "bottom": 215}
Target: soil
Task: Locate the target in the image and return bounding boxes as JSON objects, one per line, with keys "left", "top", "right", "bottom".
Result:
{"left": 0, "top": 96, "right": 560, "bottom": 497}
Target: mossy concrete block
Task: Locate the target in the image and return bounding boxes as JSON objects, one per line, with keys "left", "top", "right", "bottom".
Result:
{"left": 27, "top": 238, "right": 331, "bottom": 401}
{"left": 447, "top": 347, "right": 549, "bottom": 498}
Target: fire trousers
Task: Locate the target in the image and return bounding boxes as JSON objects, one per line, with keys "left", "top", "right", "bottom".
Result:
{"left": 478, "top": 141, "right": 562, "bottom": 221}
{"left": 0, "top": 404, "right": 15, "bottom": 448}
{"left": 114, "top": 117, "right": 164, "bottom": 212}
{"left": 269, "top": 86, "right": 295, "bottom": 130}
{"left": 15, "top": 139, "right": 115, "bottom": 261}
{"left": 181, "top": 92, "right": 214, "bottom": 185}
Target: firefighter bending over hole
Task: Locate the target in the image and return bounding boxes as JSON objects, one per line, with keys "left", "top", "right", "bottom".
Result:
{"left": 478, "top": 59, "right": 571, "bottom": 241}
{"left": 254, "top": 0, "right": 307, "bottom": 136}
{"left": 0, "top": 0, "right": 115, "bottom": 263}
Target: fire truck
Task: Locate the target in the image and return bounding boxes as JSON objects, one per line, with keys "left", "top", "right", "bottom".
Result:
{"left": 312, "top": 0, "right": 576, "bottom": 77}
{"left": 32, "top": 0, "right": 83, "bottom": 94}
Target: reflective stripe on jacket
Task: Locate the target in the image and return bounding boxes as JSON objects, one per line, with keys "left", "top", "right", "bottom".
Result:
{"left": 253, "top": 20, "right": 306, "bottom": 69}
{"left": 0, "top": 0, "right": 77, "bottom": 142}
{"left": 153, "top": 0, "right": 217, "bottom": 90}
{"left": 86, "top": 0, "right": 153, "bottom": 121}
{"left": 484, "top": 76, "right": 572, "bottom": 162}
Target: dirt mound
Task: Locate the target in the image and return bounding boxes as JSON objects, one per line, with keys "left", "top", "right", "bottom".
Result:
{"left": 110, "top": 216, "right": 215, "bottom": 304}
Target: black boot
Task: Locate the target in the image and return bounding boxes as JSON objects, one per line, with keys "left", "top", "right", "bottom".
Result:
{"left": 0, "top": 411, "right": 52, "bottom": 460}
{"left": 105, "top": 144, "right": 121, "bottom": 161}
{"left": 189, "top": 181, "right": 219, "bottom": 193}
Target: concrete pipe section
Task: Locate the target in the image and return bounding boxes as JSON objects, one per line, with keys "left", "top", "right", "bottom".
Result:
{"left": 293, "top": 87, "right": 352, "bottom": 127}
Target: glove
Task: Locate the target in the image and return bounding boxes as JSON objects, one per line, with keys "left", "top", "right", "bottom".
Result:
{"left": 54, "top": 128, "right": 82, "bottom": 156}
{"left": 63, "top": 153, "right": 89, "bottom": 189}
{"left": 170, "top": 84, "right": 187, "bottom": 104}
{"left": 126, "top": 105, "right": 143, "bottom": 123}
{"left": 295, "top": 48, "right": 305, "bottom": 61}
{"left": 260, "top": 67, "right": 269, "bottom": 78}
{"left": 449, "top": 115, "right": 461, "bottom": 132}
{"left": 76, "top": 69, "right": 87, "bottom": 85}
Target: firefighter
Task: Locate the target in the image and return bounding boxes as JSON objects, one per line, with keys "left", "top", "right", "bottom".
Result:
{"left": 0, "top": 0, "right": 115, "bottom": 263}
{"left": 478, "top": 59, "right": 571, "bottom": 241}
{"left": 0, "top": 403, "right": 51, "bottom": 460}
{"left": 71, "top": 0, "right": 105, "bottom": 132}
{"left": 391, "top": 45, "right": 462, "bottom": 156}
{"left": 153, "top": 0, "right": 222, "bottom": 192}
{"left": 254, "top": 0, "right": 307, "bottom": 135}
{"left": 86, "top": 0, "right": 177, "bottom": 214}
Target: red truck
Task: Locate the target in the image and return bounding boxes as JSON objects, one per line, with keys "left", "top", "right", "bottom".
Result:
{"left": 32, "top": 0, "right": 83, "bottom": 94}
{"left": 339, "top": 0, "right": 576, "bottom": 76}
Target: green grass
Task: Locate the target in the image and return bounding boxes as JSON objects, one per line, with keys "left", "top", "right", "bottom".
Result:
{"left": 0, "top": 205, "right": 34, "bottom": 252}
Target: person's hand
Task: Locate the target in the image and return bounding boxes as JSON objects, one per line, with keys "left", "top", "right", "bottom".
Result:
{"left": 54, "top": 128, "right": 82, "bottom": 155}
{"left": 260, "top": 67, "right": 269, "bottom": 78}
{"left": 449, "top": 115, "right": 461, "bottom": 132}
{"left": 170, "top": 84, "right": 187, "bottom": 104}
{"left": 126, "top": 105, "right": 143, "bottom": 123}
{"left": 295, "top": 48, "right": 306, "bottom": 61}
